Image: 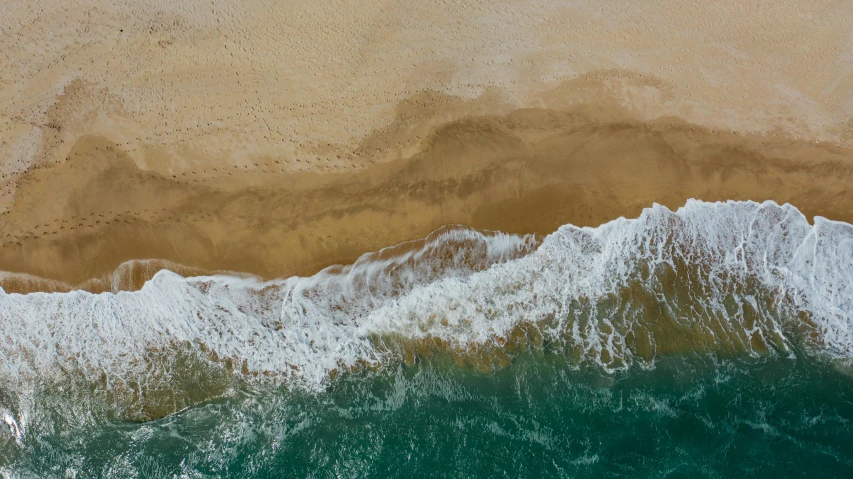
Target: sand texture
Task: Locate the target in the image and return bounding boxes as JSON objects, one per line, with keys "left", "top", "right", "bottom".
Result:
{"left": 2, "top": 0, "right": 853, "bottom": 291}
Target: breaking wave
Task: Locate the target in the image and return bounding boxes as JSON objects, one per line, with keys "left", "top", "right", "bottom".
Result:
{"left": 0, "top": 199, "right": 851, "bottom": 422}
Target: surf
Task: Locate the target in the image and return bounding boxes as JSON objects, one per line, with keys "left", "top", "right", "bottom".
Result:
{"left": 0, "top": 199, "right": 851, "bottom": 424}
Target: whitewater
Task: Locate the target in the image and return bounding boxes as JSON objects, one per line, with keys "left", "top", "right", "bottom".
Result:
{"left": 0, "top": 199, "right": 850, "bottom": 398}
{"left": 2, "top": 198, "right": 853, "bottom": 477}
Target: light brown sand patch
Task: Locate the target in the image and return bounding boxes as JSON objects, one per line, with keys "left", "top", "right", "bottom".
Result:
{"left": 3, "top": 0, "right": 852, "bottom": 213}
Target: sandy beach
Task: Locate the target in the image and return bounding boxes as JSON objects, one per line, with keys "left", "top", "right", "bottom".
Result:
{"left": 2, "top": 0, "right": 853, "bottom": 292}
{"left": 4, "top": 4, "right": 853, "bottom": 473}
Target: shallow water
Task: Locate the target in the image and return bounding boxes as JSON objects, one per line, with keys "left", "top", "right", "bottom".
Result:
{"left": 1, "top": 199, "right": 852, "bottom": 477}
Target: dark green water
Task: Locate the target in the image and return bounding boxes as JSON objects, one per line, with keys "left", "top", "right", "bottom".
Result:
{"left": 8, "top": 354, "right": 852, "bottom": 478}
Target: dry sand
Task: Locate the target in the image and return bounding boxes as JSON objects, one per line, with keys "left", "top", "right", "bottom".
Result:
{"left": 1, "top": 0, "right": 853, "bottom": 292}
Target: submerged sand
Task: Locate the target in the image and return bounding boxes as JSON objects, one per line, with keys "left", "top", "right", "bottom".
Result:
{"left": 1, "top": 0, "right": 853, "bottom": 292}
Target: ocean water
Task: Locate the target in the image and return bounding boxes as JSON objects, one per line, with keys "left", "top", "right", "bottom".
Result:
{"left": 1, "top": 199, "right": 852, "bottom": 478}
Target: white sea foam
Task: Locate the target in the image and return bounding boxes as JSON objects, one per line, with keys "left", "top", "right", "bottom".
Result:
{"left": 0, "top": 409, "right": 24, "bottom": 446}
{"left": 0, "top": 226, "right": 536, "bottom": 390}
{"left": 0, "top": 200, "right": 851, "bottom": 398}
{"left": 362, "top": 200, "right": 853, "bottom": 368}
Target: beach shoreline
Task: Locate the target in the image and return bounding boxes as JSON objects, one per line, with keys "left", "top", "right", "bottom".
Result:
{"left": 2, "top": 0, "right": 852, "bottom": 293}
{"left": 2, "top": 99, "right": 853, "bottom": 293}
{"left": 5, "top": 2, "right": 853, "bottom": 476}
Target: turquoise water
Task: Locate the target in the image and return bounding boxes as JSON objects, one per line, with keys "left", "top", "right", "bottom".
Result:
{"left": 5, "top": 355, "right": 853, "bottom": 478}
{"left": 2, "top": 200, "right": 853, "bottom": 477}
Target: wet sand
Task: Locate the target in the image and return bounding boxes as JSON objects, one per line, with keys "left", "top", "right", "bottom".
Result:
{"left": 2, "top": 96, "right": 853, "bottom": 293}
